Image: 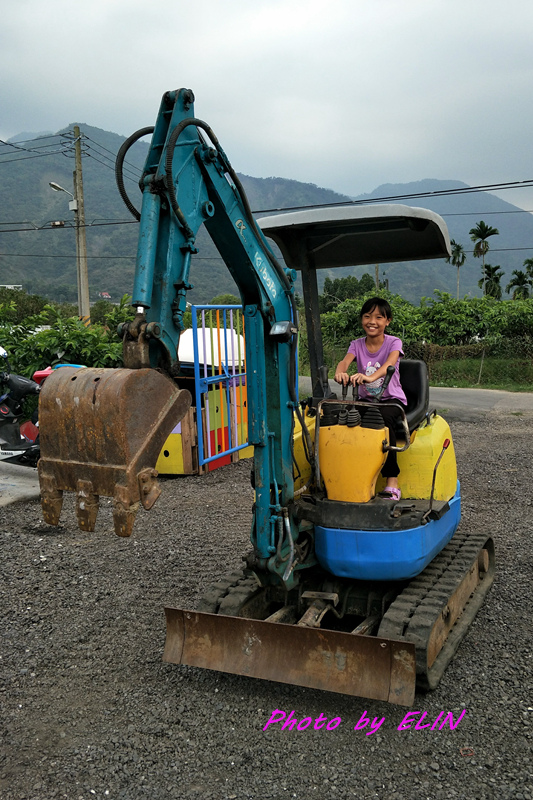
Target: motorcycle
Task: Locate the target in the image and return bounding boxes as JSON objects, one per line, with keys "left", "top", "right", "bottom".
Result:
{"left": 0, "top": 347, "right": 41, "bottom": 467}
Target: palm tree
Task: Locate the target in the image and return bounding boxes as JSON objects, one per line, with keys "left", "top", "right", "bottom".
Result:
{"left": 478, "top": 264, "right": 503, "bottom": 299}
{"left": 506, "top": 269, "right": 531, "bottom": 299}
{"left": 445, "top": 240, "right": 466, "bottom": 299}
{"left": 469, "top": 221, "right": 499, "bottom": 295}
{"left": 523, "top": 257, "right": 533, "bottom": 283}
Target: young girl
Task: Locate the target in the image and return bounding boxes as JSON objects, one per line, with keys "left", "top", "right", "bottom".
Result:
{"left": 334, "top": 297, "right": 407, "bottom": 501}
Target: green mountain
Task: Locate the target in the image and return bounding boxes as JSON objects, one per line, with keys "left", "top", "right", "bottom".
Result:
{"left": 1, "top": 128, "right": 532, "bottom": 305}
{"left": 0, "top": 125, "right": 351, "bottom": 304}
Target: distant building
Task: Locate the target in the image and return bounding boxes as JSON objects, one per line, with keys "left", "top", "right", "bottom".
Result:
{"left": 97, "top": 291, "right": 111, "bottom": 300}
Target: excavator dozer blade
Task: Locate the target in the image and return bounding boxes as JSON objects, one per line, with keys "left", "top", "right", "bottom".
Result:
{"left": 163, "top": 608, "right": 416, "bottom": 707}
{"left": 38, "top": 367, "right": 191, "bottom": 537}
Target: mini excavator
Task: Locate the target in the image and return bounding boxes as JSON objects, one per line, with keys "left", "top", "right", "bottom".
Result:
{"left": 38, "top": 89, "right": 494, "bottom": 706}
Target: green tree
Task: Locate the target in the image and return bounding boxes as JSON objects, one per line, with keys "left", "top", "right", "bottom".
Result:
{"left": 506, "top": 269, "right": 531, "bottom": 300}
{"left": 523, "top": 257, "right": 533, "bottom": 283}
{"left": 90, "top": 294, "right": 135, "bottom": 327}
{"left": 90, "top": 300, "right": 115, "bottom": 325}
{"left": 0, "top": 307, "right": 124, "bottom": 377}
{"left": 209, "top": 293, "right": 241, "bottom": 305}
{"left": 319, "top": 274, "right": 377, "bottom": 313}
{"left": 478, "top": 264, "right": 504, "bottom": 300}
{"left": 445, "top": 239, "right": 467, "bottom": 299}
{"left": 420, "top": 292, "right": 483, "bottom": 345}
{"left": 0, "top": 288, "right": 77, "bottom": 323}
{"left": 469, "top": 221, "right": 499, "bottom": 295}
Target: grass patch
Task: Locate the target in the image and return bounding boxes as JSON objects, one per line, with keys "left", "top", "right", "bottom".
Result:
{"left": 299, "top": 357, "right": 533, "bottom": 393}
{"left": 426, "top": 357, "right": 533, "bottom": 391}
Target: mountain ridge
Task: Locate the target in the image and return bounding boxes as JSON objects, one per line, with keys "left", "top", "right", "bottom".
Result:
{"left": 1, "top": 126, "right": 532, "bottom": 304}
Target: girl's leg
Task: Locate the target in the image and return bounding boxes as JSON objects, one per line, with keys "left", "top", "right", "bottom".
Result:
{"left": 357, "top": 401, "right": 405, "bottom": 491}
{"left": 378, "top": 403, "right": 405, "bottom": 489}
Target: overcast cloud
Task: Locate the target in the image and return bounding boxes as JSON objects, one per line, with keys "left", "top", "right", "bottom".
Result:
{"left": 2, "top": 0, "right": 533, "bottom": 205}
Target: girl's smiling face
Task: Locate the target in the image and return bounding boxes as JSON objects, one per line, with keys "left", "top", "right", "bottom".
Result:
{"left": 361, "top": 305, "right": 391, "bottom": 341}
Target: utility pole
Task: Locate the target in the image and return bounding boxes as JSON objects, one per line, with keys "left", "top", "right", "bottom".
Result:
{"left": 375, "top": 264, "right": 379, "bottom": 290}
{"left": 73, "top": 126, "right": 90, "bottom": 324}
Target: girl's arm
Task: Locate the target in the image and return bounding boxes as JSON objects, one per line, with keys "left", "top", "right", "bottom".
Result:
{"left": 334, "top": 352, "right": 355, "bottom": 385}
{"left": 351, "top": 350, "right": 401, "bottom": 385}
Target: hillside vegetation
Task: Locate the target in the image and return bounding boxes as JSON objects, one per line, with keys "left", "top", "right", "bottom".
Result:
{"left": 0, "top": 126, "right": 349, "bottom": 304}
{"left": 2, "top": 125, "right": 533, "bottom": 306}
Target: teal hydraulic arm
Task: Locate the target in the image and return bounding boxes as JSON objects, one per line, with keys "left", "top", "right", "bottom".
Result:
{"left": 116, "top": 89, "right": 310, "bottom": 584}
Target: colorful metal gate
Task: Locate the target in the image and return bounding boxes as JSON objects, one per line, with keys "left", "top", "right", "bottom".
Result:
{"left": 191, "top": 305, "right": 249, "bottom": 468}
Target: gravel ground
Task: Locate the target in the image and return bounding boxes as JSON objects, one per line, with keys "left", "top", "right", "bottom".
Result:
{"left": 1, "top": 410, "right": 532, "bottom": 800}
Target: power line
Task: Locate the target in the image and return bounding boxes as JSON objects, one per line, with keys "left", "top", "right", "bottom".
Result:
{"left": 83, "top": 134, "right": 142, "bottom": 178}
{"left": 0, "top": 149, "right": 76, "bottom": 165}
{"left": 1, "top": 217, "right": 533, "bottom": 256}
{"left": 0, "top": 138, "right": 77, "bottom": 155}
{"left": 85, "top": 149, "right": 140, "bottom": 185}
{"left": 4, "top": 197, "right": 533, "bottom": 230}
{"left": 2, "top": 206, "right": 532, "bottom": 228}
{"left": 0, "top": 252, "right": 136, "bottom": 260}
{"left": 3, "top": 124, "right": 533, "bottom": 204}
{"left": 3, "top": 244, "right": 533, "bottom": 261}
{"left": 476, "top": 246, "right": 533, "bottom": 254}
{"left": 2, "top": 123, "right": 533, "bottom": 202}
{"left": 0, "top": 219, "right": 138, "bottom": 233}
{"left": 254, "top": 179, "right": 533, "bottom": 215}
{"left": 0, "top": 132, "right": 63, "bottom": 145}
{"left": 0, "top": 137, "right": 77, "bottom": 161}
{"left": 444, "top": 209, "right": 533, "bottom": 217}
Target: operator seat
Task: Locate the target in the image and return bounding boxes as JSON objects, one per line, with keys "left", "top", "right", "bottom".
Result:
{"left": 399, "top": 359, "right": 429, "bottom": 433}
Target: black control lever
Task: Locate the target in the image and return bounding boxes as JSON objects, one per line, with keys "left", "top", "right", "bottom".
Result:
{"left": 319, "top": 365, "right": 330, "bottom": 399}
{"left": 376, "top": 365, "right": 395, "bottom": 401}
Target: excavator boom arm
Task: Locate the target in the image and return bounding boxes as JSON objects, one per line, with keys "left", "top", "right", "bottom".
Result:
{"left": 40, "top": 89, "right": 301, "bottom": 564}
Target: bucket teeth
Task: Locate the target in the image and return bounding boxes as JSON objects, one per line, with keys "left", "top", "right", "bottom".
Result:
{"left": 113, "top": 484, "right": 140, "bottom": 537}
{"left": 39, "top": 468, "right": 64, "bottom": 526}
{"left": 76, "top": 480, "right": 100, "bottom": 532}
{"left": 113, "top": 498, "right": 140, "bottom": 538}
{"left": 138, "top": 468, "right": 161, "bottom": 510}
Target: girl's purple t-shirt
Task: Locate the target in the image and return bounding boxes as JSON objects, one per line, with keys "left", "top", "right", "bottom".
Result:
{"left": 347, "top": 334, "right": 407, "bottom": 404}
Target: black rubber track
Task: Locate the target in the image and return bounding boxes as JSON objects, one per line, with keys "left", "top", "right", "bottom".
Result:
{"left": 378, "top": 530, "right": 495, "bottom": 690}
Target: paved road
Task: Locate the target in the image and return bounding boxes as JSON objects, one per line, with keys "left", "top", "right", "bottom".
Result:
{"left": 428, "top": 386, "right": 533, "bottom": 412}
{"left": 1, "top": 384, "right": 532, "bottom": 509}
{"left": 0, "top": 462, "right": 39, "bottom": 506}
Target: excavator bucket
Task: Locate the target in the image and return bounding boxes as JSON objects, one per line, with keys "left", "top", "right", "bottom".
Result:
{"left": 38, "top": 367, "right": 191, "bottom": 536}
{"left": 163, "top": 608, "right": 417, "bottom": 706}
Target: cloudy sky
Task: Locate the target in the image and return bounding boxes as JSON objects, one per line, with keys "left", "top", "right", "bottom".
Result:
{"left": 2, "top": 0, "right": 533, "bottom": 206}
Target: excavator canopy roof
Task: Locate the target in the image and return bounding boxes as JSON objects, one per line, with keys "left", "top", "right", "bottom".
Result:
{"left": 257, "top": 204, "right": 451, "bottom": 270}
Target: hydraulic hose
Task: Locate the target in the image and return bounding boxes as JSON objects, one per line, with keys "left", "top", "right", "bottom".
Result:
{"left": 115, "top": 126, "right": 155, "bottom": 220}
{"left": 163, "top": 118, "right": 314, "bottom": 466}
{"left": 118, "top": 115, "right": 314, "bottom": 473}
{"left": 162, "top": 119, "right": 293, "bottom": 297}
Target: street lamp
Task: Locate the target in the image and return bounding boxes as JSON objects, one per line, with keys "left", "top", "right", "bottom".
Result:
{"left": 48, "top": 127, "right": 90, "bottom": 323}
{"left": 49, "top": 181, "right": 78, "bottom": 212}
{"left": 49, "top": 179, "right": 90, "bottom": 321}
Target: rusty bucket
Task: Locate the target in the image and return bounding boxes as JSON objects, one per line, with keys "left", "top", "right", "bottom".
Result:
{"left": 38, "top": 367, "right": 191, "bottom": 536}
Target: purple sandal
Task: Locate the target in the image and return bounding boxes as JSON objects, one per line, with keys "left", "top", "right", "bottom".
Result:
{"left": 379, "top": 486, "right": 401, "bottom": 501}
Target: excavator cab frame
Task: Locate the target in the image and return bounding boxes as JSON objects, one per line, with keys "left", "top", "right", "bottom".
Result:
{"left": 257, "top": 203, "right": 451, "bottom": 401}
